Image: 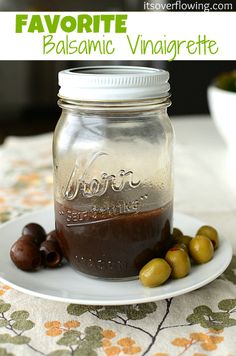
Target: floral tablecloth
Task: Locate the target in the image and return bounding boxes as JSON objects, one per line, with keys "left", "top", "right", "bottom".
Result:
{"left": 0, "top": 133, "right": 235, "bottom": 356}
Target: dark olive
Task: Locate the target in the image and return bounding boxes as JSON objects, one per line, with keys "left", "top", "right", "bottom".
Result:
{"left": 10, "top": 240, "right": 41, "bottom": 271}
{"left": 18, "top": 234, "right": 37, "bottom": 244}
{"left": 22, "top": 223, "right": 46, "bottom": 246}
{"left": 165, "top": 247, "right": 191, "bottom": 279}
{"left": 46, "top": 230, "right": 58, "bottom": 242}
{"left": 46, "top": 230, "right": 62, "bottom": 256}
{"left": 40, "top": 240, "right": 62, "bottom": 268}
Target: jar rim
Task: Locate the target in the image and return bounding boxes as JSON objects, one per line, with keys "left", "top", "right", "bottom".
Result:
{"left": 58, "top": 65, "right": 170, "bottom": 101}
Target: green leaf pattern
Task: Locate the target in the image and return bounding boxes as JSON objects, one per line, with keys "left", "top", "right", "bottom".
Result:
{"left": 186, "top": 304, "right": 236, "bottom": 330}
{"left": 219, "top": 255, "right": 236, "bottom": 284}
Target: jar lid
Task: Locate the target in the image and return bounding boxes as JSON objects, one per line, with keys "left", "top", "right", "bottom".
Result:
{"left": 58, "top": 66, "right": 170, "bottom": 101}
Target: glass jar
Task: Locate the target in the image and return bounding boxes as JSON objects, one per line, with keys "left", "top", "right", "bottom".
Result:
{"left": 53, "top": 66, "right": 174, "bottom": 280}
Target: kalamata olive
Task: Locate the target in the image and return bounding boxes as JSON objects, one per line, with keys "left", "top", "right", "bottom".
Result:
{"left": 139, "top": 258, "right": 171, "bottom": 287}
{"left": 10, "top": 240, "right": 41, "bottom": 271}
{"left": 189, "top": 235, "right": 214, "bottom": 264}
{"left": 173, "top": 227, "right": 183, "bottom": 241}
{"left": 18, "top": 234, "right": 37, "bottom": 244}
{"left": 40, "top": 240, "right": 62, "bottom": 268}
{"left": 165, "top": 247, "right": 191, "bottom": 279}
{"left": 46, "top": 230, "right": 62, "bottom": 256}
{"left": 46, "top": 230, "right": 58, "bottom": 242}
{"left": 196, "top": 225, "right": 219, "bottom": 249}
{"left": 22, "top": 223, "right": 46, "bottom": 246}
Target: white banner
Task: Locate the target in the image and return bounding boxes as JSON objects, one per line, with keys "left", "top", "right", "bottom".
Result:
{"left": 0, "top": 12, "right": 235, "bottom": 60}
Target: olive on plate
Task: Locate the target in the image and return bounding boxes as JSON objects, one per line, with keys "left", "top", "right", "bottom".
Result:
{"left": 40, "top": 240, "right": 62, "bottom": 268}
{"left": 22, "top": 223, "right": 46, "bottom": 246}
{"left": 196, "top": 225, "right": 219, "bottom": 249}
{"left": 10, "top": 239, "right": 41, "bottom": 271}
{"left": 165, "top": 247, "right": 191, "bottom": 279}
{"left": 139, "top": 258, "right": 171, "bottom": 287}
{"left": 189, "top": 235, "right": 214, "bottom": 264}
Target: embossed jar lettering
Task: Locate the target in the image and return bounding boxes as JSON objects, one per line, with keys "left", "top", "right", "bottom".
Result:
{"left": 64, "top": 152, "right": 140, "bottom": 200}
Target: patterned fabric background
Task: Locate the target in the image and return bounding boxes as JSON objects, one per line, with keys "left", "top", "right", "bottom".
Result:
{"left": 0, "top": 134, "right": 235, "bottom": 356}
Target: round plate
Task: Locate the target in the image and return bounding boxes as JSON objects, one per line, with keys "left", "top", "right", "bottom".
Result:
{"left": 0, "top": 207, "right": 232, "bottom": 305}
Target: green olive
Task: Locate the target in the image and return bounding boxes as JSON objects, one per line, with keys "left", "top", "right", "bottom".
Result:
{"left": 165, "top": 248, "right": 191, "bottom": 279}
{"left": 196, "top": 225, "right": 219, "bottom": 249}
{"left": 176, "top": 235, "right": 192, "bottom": 248}
{"left": 172, "top": 243, "right": 188, "bottom": 253}
{"left": 189, "top": 235, "right": 214, "bottom": 264}
{"left": 173, "top": 228, "right": 183, "bottom": 241}
{"left": 139, "top": 258, "right": 171, "bottom": 287}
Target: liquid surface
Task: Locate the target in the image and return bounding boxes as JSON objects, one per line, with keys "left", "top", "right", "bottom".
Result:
{"left": 55, "top": 202, "right": 173, "bottom": 279}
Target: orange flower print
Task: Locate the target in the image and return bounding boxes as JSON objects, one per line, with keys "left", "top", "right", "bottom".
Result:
{"left": 190, "top": 333, "right": 209, "bottom": 342}
{"left": 153, "top": 353, "right": 169, "bottom": 356}
{"left": 63, "top": 320, "right": 80, "bottom": 328}
{"left": 44, "top": 321, "right": 63, "bottom": 336}
{"left": 102, "top": 339, "right": 112, "bottom": 347}
{"left": 44, "top": 321, "right": 61, "bottom": 329}
{"left": 105, "top": 346, "right": 121, "bottom": 356}
{"left": 200, "top": 342, "right": 217, "bottom": 351}
{"left": 22, "top": 197, "right": 51, "bottom": 207}
{"left": 19, "top": 173, "right": 40, "bottom": 184}
{"left": 102, "top": 329, "right": 116, "bottom": 339}
{"left": 117, "top": 338, "right": 135, "bottom": 347}
{"left": 102, "top": 330, "right": 141, "bottom": 355}
{"left": 208, "top": 335, "right": 224, "bottom": 343}
{"left": 171, "top": 329, "right": 224, "bottom": 355}
{"left": 116, "top": 338, "right": 141, "bottom": 354}
{"left": 171, "top": 338, "right": 191, "bottom": 347}
{"left": 44, "top": 319, "right": 80, "bottom": 337}
{"left": 123, "top": 346, "right": 142, "bottom": 354}
{"left": 0, "top": 284, "right": 12, "bottom": 296}
{"left": 46, "top": 327, "right": 63, "bottom": 337}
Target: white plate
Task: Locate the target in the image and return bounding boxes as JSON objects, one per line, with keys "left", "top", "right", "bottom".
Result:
{"left": 0, "top": 206, "right": 232, "bottom": 305}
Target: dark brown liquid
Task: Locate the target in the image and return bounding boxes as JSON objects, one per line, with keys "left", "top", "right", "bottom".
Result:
{"left": 55, "top": 202, "right": 173, "bottom": 279}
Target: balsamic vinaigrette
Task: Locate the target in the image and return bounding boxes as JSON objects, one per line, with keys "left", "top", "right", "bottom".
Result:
{"left": 55, "top": 202, "right": 173, "bottom": 278}
{"left": 53, "top": 66, "right": 174, "bottom": 279}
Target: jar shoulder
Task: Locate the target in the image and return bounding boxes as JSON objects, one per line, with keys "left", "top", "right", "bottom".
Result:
{"left": 54, "top": 110, "right": 173, "bottom": 146}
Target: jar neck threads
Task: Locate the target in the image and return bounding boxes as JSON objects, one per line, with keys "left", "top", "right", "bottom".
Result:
{"left": 58, "top": 96, "right": 171, "bottom": 113}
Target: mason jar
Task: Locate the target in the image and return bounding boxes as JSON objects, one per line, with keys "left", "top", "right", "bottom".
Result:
{"left": 53, "top": 66, "right": 174, "bottom": 279}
